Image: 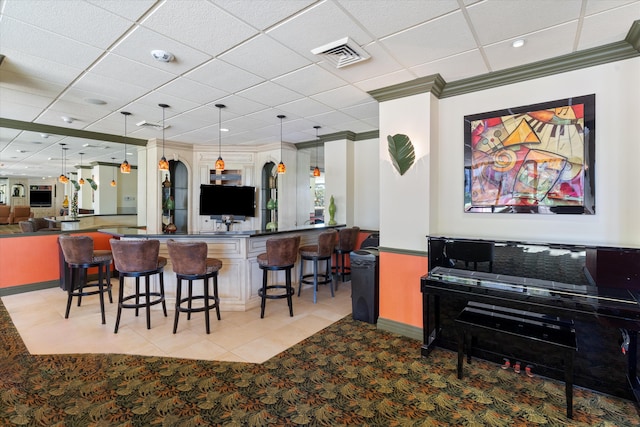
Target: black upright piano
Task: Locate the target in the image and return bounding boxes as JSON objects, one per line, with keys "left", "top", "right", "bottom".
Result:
{"left": 421, "top": 236, "right": 640, "bottom": 401}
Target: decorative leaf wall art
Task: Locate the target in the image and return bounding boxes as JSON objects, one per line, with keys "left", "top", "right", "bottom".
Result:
{"left": 387, "top": 133, "right": 415, "bottom": 176}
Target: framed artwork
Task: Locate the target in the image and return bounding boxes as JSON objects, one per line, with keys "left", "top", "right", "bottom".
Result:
{"left": 464, "top": 94, "right": 595, "bottom": 214}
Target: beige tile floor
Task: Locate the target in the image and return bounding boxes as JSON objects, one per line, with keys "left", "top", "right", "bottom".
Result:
{"left": 2, "top": 278, "right": 353, "bottom": 364}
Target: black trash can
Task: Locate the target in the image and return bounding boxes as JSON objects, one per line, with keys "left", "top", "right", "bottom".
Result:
{"left": 350, "top": 248, "right": 379, "bottom": 324}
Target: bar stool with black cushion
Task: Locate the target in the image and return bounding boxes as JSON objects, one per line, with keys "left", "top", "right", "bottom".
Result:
{"left": 166, "top": 239, "right": 222, "bottom": 334}
{"left": 58, "top": 234, "right": 113, "bottom": 325}
{"left": 334, "top": 226, "right": 360, "bottom": 285}
{"left": 298, "top": 229, "right": 337, "bottom": 304}
{"left": 110, "top": 239, "right": 168, "bottom": 333}
{"left": 257, "top": 235, "right": 300, "bottom": 319}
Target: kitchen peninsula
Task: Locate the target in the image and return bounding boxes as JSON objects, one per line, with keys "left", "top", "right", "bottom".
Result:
{"left": 100, "top": 224, "right": 344, "bottom": 312}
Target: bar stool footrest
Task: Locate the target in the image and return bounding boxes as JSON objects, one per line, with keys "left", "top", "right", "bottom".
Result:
{"left": 259, "top": 285, "right": 295, "bottom": 299}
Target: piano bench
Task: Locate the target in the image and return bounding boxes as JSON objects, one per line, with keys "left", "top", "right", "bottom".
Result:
{"left": 455, "top": 301, "right": 577, "bottom": 419}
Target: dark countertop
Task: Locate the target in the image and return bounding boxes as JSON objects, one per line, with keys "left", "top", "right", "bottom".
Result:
{"left": 99, "top": 223, "right": 345, "bottom": 238}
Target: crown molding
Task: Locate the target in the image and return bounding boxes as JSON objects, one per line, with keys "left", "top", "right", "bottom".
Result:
{"left": 0, "top": 118, "right": 148, "bottom": 146}
{"left": 368, "top": 21, "right": 640, "bottom": 102}
{"left": 368, "top": 74, "right": 446, "bottom": 102}
{"left": 441, "top": 40, "right": 639, "bottom": 98}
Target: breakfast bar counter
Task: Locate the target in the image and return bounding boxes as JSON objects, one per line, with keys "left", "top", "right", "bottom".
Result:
{"left": 99, "top": 224, "right": 344, "bottom": 312}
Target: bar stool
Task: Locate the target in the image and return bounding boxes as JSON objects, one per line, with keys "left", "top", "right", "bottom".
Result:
{"left": 298, "top": 229, "right": 337, "bottom": 304}
{"left": 110, "top": 239, "right": 168, "bottom": 333}
{"left": 334, "top": 226, "right": 360, "bottom": 285}
{"left": 58, "top": 234, "right": 113, "bottom": 324}
{"left": 257, "top": 235, "right": 300, "bottom": 318}
{"left": 167, "top": 239, "right": 222, "bottom": 334}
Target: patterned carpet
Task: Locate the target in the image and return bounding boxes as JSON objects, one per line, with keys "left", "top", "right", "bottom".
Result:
{"left": 0, "top": 299, "right": 638, "bottom": 426}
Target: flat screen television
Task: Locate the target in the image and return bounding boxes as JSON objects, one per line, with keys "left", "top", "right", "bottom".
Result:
{"left": 199, "top": 184, "right": 255, "bottom": 217}
{"left": 30, "top": 189, "right": 52, "bottom": 207}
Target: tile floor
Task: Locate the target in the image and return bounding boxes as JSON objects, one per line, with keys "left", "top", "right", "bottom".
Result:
{"left": 2, "top": 278, "right": 353, "bottom": 364}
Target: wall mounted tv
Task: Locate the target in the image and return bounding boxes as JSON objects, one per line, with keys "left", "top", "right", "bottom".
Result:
{"left": 199, "top": 184, "right": 256, "bottom": 218}
{"left": 29, "top": 186, "right": 52, "bottom": 207}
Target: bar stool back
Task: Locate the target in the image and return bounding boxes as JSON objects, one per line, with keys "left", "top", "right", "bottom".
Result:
{"left": 110, "top": 239, "right": 168, "bottom": 333}
{"left": 257, "top": 235, "right": 300, "bottom": 318}
{"left": 58, "top": 234, "right": 113, "bottom": 324}
{"left": 298, "top": 229, "right": 337, "bottom": 303}
{"left": 334, "top": 226, "right": 360, "bottom": 285}
{"left": 167, "top": 239, "right": 222, "bottom": 334}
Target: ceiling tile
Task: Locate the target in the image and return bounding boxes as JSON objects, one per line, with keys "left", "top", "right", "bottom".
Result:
{"left": 71, "top": 73, "right": 150, "bottom": 111}
{"left": 156, "top": 79, "right": 229, "bottom": 106}
{"left": 88, "top": 53, "right": 177, "bottom": 88}
{"left": 578, "top": 2, "right": 640, "bottom": 50}
{"left": 336, "top": 0, "right": 459, "bottom": 38}
{"left": 2, "top": 0, "right": 134, "bottom": 49}
{"left": 0, "top": 70, "right": 67, "bottom": 100}
{"left": 353, "top": 69, "right": 418, "bottom": 92}
{"left": 0, "top": 17, "right": 104, "bottom": 69}
{"left": 86, "top": 0, "right": 158, "bottom": 21}
{"left": 272, "top": 65, "right": 347, "bottom": 96}
{"left": 380, "top": 11, "right": 477, "bottom": 68}
{"left": 236, "top": 81, "right": 302, "bottom": 107}
{"left": 184, "top": 59, "right": 264, "bottom": 93}
{"left": 311, "top": 85, "right": 374, "bottom": 110}
{"left": 467, "top": 0, "right": 582, "bottom": 46}
{"left": 220, "top": 34, "right": 311, "bottom": 80}
{"left": 314, "top": 42, "right": 406, "bottom": 87}
{"left": 484, "top": 22, "right": 578, "bottom": 72}
{"left": 0, "top": 48, "right": 83, "bottom": 87}
{"left": 110, "top": 26, "right": 212, "bottom": 75}
{"left": 410, "top": 49, "right": 488, "bottom": 82}
{"left": 277, "top": 98, "right": 335, "bottom": 118}
{"left": 213, "top": 0, "right": 316, "bottom": 30}
{"left": 140, "top": 0, "right": 258, "bottom": 56}
{"left": 267, "top": 1, "right": 374, "bottom": 61}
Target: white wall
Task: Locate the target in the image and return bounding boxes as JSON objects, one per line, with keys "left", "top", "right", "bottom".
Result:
{"left": 353, "top": 137, "right": 380, "bottom": 230}
{"left": 379, "top": 93, "right": 435, "bottom": 252}
{"left": 434, "top": 57, "right": 640, "bottom": 247}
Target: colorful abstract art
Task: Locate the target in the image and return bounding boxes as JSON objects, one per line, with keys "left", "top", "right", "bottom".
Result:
{"left": 464, "top": 95, "right": 595, "bottom": 214}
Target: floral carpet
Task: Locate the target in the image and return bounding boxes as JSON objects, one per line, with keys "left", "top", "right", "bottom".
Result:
{"left": 0, "top": 298, "right": 638, "bottom": 426}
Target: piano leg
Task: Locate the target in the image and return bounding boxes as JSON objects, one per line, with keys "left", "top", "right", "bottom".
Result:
{"left": 625, "top": 329, "right": 640, "bottom": 405}
{"left": 421, "top": 292, "right": 440, "bottom": 357}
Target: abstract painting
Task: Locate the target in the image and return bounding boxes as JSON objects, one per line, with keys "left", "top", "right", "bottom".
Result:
{"left": 464, "top": 94, "right": 595, "bottom": 214}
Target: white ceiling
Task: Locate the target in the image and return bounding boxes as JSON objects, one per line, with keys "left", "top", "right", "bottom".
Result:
{"left": 1, "top": 0, "right": 638, "bottom": 179}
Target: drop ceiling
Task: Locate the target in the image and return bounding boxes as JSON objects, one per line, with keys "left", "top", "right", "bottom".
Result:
{"left": 0, "top": 0, "right": 638, "bottom": 179}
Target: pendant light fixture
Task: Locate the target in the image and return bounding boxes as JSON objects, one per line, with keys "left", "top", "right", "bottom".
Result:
{"left": 313, "top": 126, "right": 321, "bottom": 177}
{"left": 59, "top": 143, "right": 68, "bottom": 183}
{"left": 215, "top": 103, "right": 226, "bottom": 171}
{"left": 62, "top": 147, "right": 69, "bottom": 183}
{"left": 120, "top": 111, "right": 131, "bottom": 174}
{"left": 110, "top": 157, "right": 117, "bottom": 187}
{"left": 78, "top": 152, "right": 85, "bottom": 185}
{"left": 158, "top": 103, "right": 170, "bottom": 171}
{"left": 277, "top": 114, "right": 286, "bottom": 174}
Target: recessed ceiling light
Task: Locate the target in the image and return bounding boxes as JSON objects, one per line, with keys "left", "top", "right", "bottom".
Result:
{"left": 61, "top": 116, "right": 74, "bottom": 123}
{"left": 85, "top": 98, "right": 107, "bottom": 105}
{"left": 151, "top": 49, "right": 174, "bottom": 62}
{"left": 40, "top": 133, "right": 49, "bottom": 138}
{"left": 221, "top": 128, "right": 229, "bottom": 132}
{"left": 512, "top": 39, "right": 525, "bottom": 48}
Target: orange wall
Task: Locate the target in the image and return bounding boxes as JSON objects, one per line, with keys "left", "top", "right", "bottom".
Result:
{"left": 379, "top": 251, "right": 428, "bottom": 328}
{"left": 0, "top": 232, "right": 113, "bottom": 289}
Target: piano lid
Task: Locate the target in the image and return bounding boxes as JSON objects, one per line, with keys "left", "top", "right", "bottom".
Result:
{"left": 426, "top": 236, "right": 640, "bottom": 308}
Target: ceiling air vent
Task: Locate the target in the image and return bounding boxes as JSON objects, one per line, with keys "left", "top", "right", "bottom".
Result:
{"left": 136, "top": 120, "right": 169, "bottom": 130}
{"left": 311, "top": 37, "right": 370, "bottom": 68}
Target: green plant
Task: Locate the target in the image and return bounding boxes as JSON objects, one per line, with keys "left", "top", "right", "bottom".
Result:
{"left": 387, "top": 133, "right": 415, "bottom": 176}
{"left": 86, "top": 177, "right": 98, "bottom": 191}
